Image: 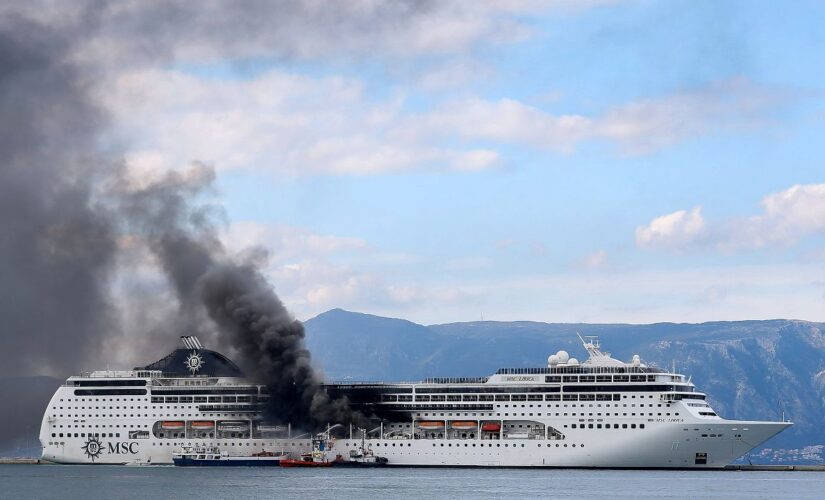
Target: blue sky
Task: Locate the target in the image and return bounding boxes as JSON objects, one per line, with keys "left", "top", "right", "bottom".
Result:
{"left": 105, "top": 1, "right": 825, "bottom": 324}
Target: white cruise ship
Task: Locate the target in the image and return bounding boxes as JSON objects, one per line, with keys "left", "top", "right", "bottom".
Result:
{"left": 40, "top": 335, "right": 791, "bottom": 467}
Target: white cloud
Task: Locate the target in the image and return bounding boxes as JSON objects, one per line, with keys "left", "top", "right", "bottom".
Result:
{"left": 579, "top": 249, "right": 608, "bottom": 270}
{"left": 597, "top": 78, "right": 782, "bottom": 154}
{"left": 636, "top": 207, "right": 705, "bottom": 250}
{"left": 444, "top": 256, "right": 494, "bottom": 271}
{"left": 405, "top": 97, "right": 593, "bottom": 153}
{"left": 102, "top": 64, "right": 786, "bottom": 177}
{"left": 637, "top": 183, "right": 825, "bottom": 252}
{"left": 103, "top": 69, "right": 501, "bottom": 175}
{"left": 224, "top": 222, "right": 368, "bottom": 261}
{"left": 748, "top": 183, "right": 825, "bottom": 245}
{"left": 449, "top": 262, "right": 825, "bottom": 324}
{"left": 220, "top": 221, "right": 472, "bottom": 319}
{"left": 398, "top": 78, "right": 785, "bottom": 158}
{"left": 8, "top": 0, "right": 542, "bottom": 67}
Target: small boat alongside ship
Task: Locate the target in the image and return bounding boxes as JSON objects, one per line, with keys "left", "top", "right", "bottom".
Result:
{"left": 279, "top": 435, "right": 389, "bottom": 468}
{"left": 335, "top": 448, "right": 389, "bottom": 467}
{"left": 172, "top": 445, "right": 288, "bottom": 467}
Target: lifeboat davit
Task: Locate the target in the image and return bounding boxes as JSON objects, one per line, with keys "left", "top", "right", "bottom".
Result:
{"left": 416, "top": 421, "right": 445, "bottom": 430}
{"left": 190, "top": 421, "right": 214, "bottom": 429}
{"left": 450, "top": 421, "right": 477, "bottom": 430}
{"left": 161, "top": 421, "right": 185, "bottom": 430}
{"left": 481, "top": 422, "right": 501, "bottom": 433}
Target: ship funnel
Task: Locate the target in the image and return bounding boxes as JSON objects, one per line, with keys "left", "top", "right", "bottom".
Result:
{"left": 180, "top": 335, "right": 203, "bottom": 350}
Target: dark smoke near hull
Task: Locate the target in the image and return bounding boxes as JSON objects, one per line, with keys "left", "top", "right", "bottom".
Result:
{"left": 200, "top": 264, "right": 354, "bottom": 426}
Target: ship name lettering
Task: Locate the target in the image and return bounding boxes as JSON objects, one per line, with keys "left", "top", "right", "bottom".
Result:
{"left": 107, "top": 442, "right": 139, "bottom": 454}
{"left": 503, "top": 376, "right": 537, "bottom": 382}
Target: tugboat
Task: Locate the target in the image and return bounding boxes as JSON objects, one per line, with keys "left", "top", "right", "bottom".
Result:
{"left": 336, "top": 430, "right": 389, "bottom": 467}
{"left": 279, "top": 437, "right": 337, "bottom": 467}
{"left": 172, "top": 445, "right": 288, "bottom": 467}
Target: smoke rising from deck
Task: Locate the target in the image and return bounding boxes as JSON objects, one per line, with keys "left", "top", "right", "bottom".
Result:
{"left": 118, "top": 165, "right": 357, "bottom": 427}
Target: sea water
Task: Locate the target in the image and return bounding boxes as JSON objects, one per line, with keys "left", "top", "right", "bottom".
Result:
{"left": 1, "top": 465, "right": 823, "bottom": 499}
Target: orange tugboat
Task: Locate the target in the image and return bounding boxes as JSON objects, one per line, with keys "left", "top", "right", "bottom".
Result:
{"left": 279, "top": 438, "right": 337, "bottom": 467}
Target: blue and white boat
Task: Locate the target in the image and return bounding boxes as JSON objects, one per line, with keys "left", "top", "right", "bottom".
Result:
{"left": 172, "top": 445, "right": 288, "bottom": 467}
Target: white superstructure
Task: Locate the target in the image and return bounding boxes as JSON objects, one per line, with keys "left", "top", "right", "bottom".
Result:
{"left": 39, "top": 336, "right": 311, "bottom": 464}
{"left": 40, "top": 335, "right": 791, "bottom": 467}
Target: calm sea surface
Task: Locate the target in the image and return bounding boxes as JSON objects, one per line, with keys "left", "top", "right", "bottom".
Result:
{"left": 1, "top": 465, "right": 823, "bottom": 499}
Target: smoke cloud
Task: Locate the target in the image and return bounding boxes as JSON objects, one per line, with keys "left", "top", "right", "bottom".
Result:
{"left": 117, "top": 164, "right": 358, "bottom": 427}
{"left": 0, "top": 2, "right": 396, "bottom": 427}
{"left": 0, "top": 11, "right": 117, "bottom": 376}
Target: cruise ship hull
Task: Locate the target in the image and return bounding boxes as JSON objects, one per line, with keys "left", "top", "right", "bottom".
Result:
{"left": 40, "top": 418, "right": 789, "bottom": 468}
{"left": 331, "top": 421, "right": 790, "bottom": 469}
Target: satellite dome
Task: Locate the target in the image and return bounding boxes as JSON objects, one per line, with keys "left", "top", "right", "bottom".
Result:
{"left": 568, "top": 357, "right": 579, "bottom": 366}
{"left": 548, "top": 354, "right": 559, "bottom": 366}
{"left": 632, "top": 354, "right": 641, "bottom": 367}
{"left": 557, "top": 350, "right": 570, "bottom": 363}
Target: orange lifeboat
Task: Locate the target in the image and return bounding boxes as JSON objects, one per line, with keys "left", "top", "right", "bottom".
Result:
{"left": 190, "top": 421, "right": 214, "bottom": 429}
{"left": 481, "top": 422, "right": 501, "bottom": 433}
{"left": 416, "top": 421, "right": 445, "bottom": 430}
{"left": 161, "top": 421, "right": 185, "bottom": 430}
{"left": 450, "top": 421, "right": 478, "bottom": 430}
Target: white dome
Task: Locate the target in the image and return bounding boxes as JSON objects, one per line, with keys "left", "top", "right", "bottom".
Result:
{"left": 547, "top": 355, "right": 559, "bottom": 366}
{"left": 557, "top": 350, "right": 570, "bottom": 363}
{"left": 567, "top": 357, "right": 579, "bottom": 366}
{"left": 632, "top": 354, "right": 641, "bottom": 366}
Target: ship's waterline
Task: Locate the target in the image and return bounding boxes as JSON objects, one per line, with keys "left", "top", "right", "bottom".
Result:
{"left": 40, "top": 335, "right": 790, "bottom": 467}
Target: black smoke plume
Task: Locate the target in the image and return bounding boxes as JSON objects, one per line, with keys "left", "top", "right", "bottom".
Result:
{"left": 118, "top": 166, "right": 358, "bottom": 428}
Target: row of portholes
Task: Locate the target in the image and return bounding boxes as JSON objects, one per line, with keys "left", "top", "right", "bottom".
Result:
{"left": 430, "top": 442, "right": 581, "bottom": 448}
